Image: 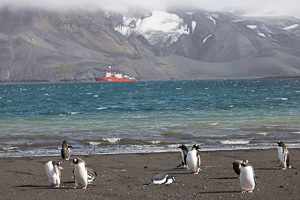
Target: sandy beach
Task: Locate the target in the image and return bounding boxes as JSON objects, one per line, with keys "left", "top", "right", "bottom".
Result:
{"left": 0, "top": 148, "right": 299, "bottom": 200}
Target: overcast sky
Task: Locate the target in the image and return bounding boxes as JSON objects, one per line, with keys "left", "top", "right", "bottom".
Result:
{"left": 1, "top": 0, "right": 300, "bottom": 18}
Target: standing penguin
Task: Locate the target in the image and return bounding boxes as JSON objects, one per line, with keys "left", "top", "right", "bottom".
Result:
{"left": 186, "top": 144, "right": 201, "bottom": 174}
{"left": 240, "top": 160, "right": 256, "bottom": 193}
{"left": 177, "top": 144, "right": 189, "bottom": 169}
{"left": 71, "top": 157, "right": 88, "bottom": 189}
{"left": 232, "top": 160, "right": 243, "bottom": 176}
{"left": 45, "top": 161, "right": 63, "bottom": 187}
{"left": 61, "top": 140, "right": 73, "bottom": 161}
{"left": 72, "top": 166, "right": 99, "bottom": 184}
{"left": 276, "top": 141, "right": 290, "bottom": 170}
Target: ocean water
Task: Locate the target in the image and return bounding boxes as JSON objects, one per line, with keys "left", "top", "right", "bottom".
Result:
{"left": 0, "top": 79, "right": 300, "bottom": 157}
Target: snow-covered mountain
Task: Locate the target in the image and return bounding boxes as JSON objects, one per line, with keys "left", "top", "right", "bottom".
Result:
{"left": 0, "top": 7, "right": 300, "bottom": 82}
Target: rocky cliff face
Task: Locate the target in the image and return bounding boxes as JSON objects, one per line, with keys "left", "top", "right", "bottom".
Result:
{"left": 0, "top": 7, "right": 300, "bottom": 82}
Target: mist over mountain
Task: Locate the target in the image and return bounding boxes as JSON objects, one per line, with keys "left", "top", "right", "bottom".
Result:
{"left": 1, "top": 6, "right": 300, "bottom": 82}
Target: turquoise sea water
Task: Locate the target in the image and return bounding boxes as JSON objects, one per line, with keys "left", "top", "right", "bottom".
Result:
{"left": 0, "top": 79, "right": 300, "bottom": 157}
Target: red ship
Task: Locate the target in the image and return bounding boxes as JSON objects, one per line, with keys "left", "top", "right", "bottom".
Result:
{"left": 95, "top": 66, "right": 138, "bottom": 82}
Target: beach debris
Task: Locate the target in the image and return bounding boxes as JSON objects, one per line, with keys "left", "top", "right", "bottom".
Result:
{"left": 275, "top": 141, "right": 290, "bottom": 170}
{"left": 45, "top": 161, "right": 63, "bottom": 187}
{"left": 240, "top": 160, "right": 256, "bottom": 193}
{"left": 145, "top": 173, "right": 175, "bottom": 185}
{"left": 187, "top": 144, "right": 201, "bottom": 174}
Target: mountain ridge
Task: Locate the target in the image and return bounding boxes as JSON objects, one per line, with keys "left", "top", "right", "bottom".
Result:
{"left": 0, "top": 7, "right": 300, "bottom": 82}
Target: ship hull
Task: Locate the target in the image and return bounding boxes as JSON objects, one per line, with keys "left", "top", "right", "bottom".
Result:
{"left": 95, "top": 77, "right": 138, "bottom": 82}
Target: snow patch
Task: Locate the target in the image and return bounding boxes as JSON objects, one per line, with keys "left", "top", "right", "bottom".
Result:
{"left": 115, "top": 10, "right": 188, "bottom": 46}
{"left": 191, "top": 21, "right": 196, "bottom": 33}
{"left": 258, "top": 32, "right": 266, "bottom": 37}
{"left": 247, "top": 25, "right": 257, "bottom": 29}
{"left": 206, "top": 13, "right": 216, "bottom": 25}
{"left": 283, "top": 24, "right": 299, "bottom": 30}
{"left": 203, "top": 34, "right": 212, "bottom": 43}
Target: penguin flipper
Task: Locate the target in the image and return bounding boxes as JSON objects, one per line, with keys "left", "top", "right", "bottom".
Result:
{"left": 87, "top": 167, "right": 99, "bottom": 177}
{"left": 286, "top": 152, "right": 290, "bottom": 167}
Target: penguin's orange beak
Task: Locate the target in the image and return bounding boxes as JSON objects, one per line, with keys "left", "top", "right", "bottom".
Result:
{"left": 71, "top": 162, "right": 74, "bottom": 165}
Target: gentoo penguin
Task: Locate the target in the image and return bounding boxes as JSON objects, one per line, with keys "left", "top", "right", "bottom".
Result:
{"left": 232, "top": 160, "right": 243, "bottom": 176}
{"left": 240, "top": 160, "right": 256, "bottom": 193}
{"left": 45, "top": 161, "right": 63, "bottom": 187}
{"left": 276, "top": 141, "right": 290, "bottom": 170}
{"left": 145, "top": 173, "right": 175, "bottom": 185}
{"left": 72, "top": 166, "right": 99, "bottom": 184}
{"left": 177, "top": 144, "right": 189, "bottom": 169}
{"left": 61, "top": 140, "right": 73, "bottom": 161}
{"left": 186, "top": 144, "right": 201, "bottom": 174}
{"left": 71, "top": 158, "right": 88, "bottom": 189}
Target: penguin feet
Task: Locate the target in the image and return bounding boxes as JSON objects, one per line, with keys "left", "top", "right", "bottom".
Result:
{"left": 281, "top": 168, "right": 287, "bottom": 170}
{"left": 241, "top": 190, "right": 253, "bottom": 193}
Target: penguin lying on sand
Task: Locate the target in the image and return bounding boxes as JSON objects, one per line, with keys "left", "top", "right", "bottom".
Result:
{"left": 240, "top": 160, "right": 256, "bottom": 193}
{"left": 145, "top": 173, "right": 175, "bottom": 185}
{"left": 45, "top": 161, "right": 63, "bottom": 187}
{"left": 276, "top": 141, "right": 290, "bottom": 170}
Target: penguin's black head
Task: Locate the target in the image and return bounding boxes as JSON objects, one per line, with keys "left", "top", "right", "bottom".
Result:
{"left": 241, "top": 160, "right": 250, "bottom": 167}
{"left": 53, "top": 161, "right": 62, "bottom": 166}
{"left": 192, "top": 144, "right": 201, "bottom": 150}
{"left": 275, "top": 141, "right": 285, "bottom": 147}
{"left": 71, "top": 158, "right": 78, "bottom": 165}
{"left": 178, "top": 144, "right": 186, "bottom": 149}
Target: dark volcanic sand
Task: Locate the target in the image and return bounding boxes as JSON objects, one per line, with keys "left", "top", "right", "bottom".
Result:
{"left": 0, "top": 148, "right": 299, "bottom": 200}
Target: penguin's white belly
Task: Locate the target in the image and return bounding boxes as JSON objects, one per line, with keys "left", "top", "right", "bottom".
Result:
{"left": 278, "top": 147, "right": 286, "bottom": 168}
{"left": 240, "top": 166, "right": 255, "bottom": 191}
{"left": 45, "top": 161, "right": 60, "bottom": 185}
{"left": 187, "top": 150, "right": 200, "bottom": 172}
{"left": 74, "top": 163, "right": 88, "bottom": 187}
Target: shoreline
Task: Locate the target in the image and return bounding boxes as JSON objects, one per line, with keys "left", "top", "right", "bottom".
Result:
{"left": 0, "top": 148, "right": 299, "bottom": 199}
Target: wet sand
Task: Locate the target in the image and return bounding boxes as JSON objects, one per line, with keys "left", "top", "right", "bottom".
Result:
{"left": 0, "top": 148, "right": 299, "bottom": 200}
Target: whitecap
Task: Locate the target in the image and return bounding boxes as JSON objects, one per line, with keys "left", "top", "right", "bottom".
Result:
{"left": 211, "top": 122, "right": 218, "bottom": 126}
{"left": 94, "top": 95, "right": 99, "bottom": 98}
{"left": 103, "top": 138, "right": 121, "bottom": 143}
{"left": 88, "top": 141, "right": 101, "bottom": 146}
{"left": 292, "top": 132, "right": 300, "bottom": 134}
{"left": 97, "top": 107, "right": 107, "bottom": 110}
{"left": 69, "top": 112, "right": 79, "bottom": 115}
{"left": 150, "top": 140, "right": 161, "bottom": 144}
{"left": 254, "top": 132, "right": 269, "bottom": 136}
{"left": 219, "top": 140, "right": 250, "bottom": 145}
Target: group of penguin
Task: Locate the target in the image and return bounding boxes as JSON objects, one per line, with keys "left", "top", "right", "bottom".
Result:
{"left": 172, "top": 141, "right": 290, "bottom": 193}
{"left": 45, "top": 140, "right": 99, "bottom": 190}
{"left": 45, "top": 140, "right": 290, "bottom": 193}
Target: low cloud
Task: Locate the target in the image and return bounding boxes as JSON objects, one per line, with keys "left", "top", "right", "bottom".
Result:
{"left": 1, "top": 0, "right": 299, "bottom": 18}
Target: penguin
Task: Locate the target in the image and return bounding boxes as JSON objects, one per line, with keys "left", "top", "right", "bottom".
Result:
{"left": 45, "top": 161, "right": 63, "bottom": 187}
{"left": 232, "top": 160, "right": 243, "bottom": 176}
{"left": 71, "top": 158, "right": 88, "bottom": 189}
{"left": 145, "top": 173, "right": 175, "bottom": 185}
{"left": 61, "top": 140, "right": 73, "bottom": 161}
{"left": 276, "top": 141, "right": 290, "bottom": 170}
{"left": 177, "top": 144, "right": 189, "bottom": 169}
{"left": 72, "top": 166, "right": 99, "bottom": 184}
{"left": 240, "top": 160, "right": 256, "bottom": 193}
{"left": 186, "top": 144, "right": 201, "bottom": 174}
